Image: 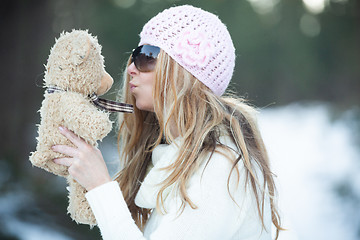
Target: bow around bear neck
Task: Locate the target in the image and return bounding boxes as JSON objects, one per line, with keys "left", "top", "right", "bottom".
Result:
{"left": 46, "top": 86, "right": 133, "bottom": 113}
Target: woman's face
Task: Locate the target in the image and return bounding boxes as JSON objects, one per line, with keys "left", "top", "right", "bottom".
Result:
{"left": 127, "top": 62, "right": 156, "bottom": 112}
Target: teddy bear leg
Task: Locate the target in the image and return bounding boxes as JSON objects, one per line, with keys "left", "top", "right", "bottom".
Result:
{"left": 30, "top": 150, "right": 69, "bottom": 177}
{"left": 67, "top": 176, "right": 97, "bottom": 227}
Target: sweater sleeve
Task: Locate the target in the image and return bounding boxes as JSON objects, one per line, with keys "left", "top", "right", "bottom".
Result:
{"left": 85, "top": 181, "right": 145, "bottom": 240}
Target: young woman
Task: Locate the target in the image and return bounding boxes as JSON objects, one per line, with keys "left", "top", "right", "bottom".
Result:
{"left": 53, "top": 5, "right": 283, "bottom": 240}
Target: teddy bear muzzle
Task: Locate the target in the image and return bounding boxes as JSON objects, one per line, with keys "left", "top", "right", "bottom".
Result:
{"left": 96, "top": 72, "right": 113, "bottom": 96}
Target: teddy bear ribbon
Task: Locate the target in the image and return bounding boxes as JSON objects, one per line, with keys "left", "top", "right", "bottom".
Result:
{"left": 47, "top": 86, "right": 133, "bottom": 113}
{"left": 89, "top": 93, "right": 133, "bottom": 113}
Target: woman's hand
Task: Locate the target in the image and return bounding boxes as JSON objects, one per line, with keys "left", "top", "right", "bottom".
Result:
{"left": 52, "top": 126, "right": 111, "bottom": 191}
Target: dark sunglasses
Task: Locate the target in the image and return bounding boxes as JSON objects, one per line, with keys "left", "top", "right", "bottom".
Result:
{"left": 131, "top": 45, "right": 161, "bottom": 72}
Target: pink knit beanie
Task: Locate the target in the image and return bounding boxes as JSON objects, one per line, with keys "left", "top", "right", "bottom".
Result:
{"left": 139, "top": 5, "right": 236, "bottom": 96}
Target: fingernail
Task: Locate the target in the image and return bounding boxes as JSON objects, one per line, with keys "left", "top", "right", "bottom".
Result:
{"left": 59, "top": 126, "right": 64, "bottom": 132}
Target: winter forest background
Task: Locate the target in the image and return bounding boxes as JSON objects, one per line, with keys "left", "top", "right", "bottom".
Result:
{"left": 1, "top": 0, "right": 359, "bottom": 239}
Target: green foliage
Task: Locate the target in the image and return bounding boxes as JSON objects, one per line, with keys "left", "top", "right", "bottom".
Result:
{"left": 40, "top": 0, "right": 359, "bottom": 106}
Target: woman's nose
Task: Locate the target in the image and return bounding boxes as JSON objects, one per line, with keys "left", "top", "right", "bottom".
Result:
{"left": 127, "top": 62, "right": 139, "bottom": 76}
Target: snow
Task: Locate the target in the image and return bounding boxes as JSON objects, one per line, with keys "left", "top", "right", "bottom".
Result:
{"left": 258, "top": 103, "right": 360, "bottom": 240}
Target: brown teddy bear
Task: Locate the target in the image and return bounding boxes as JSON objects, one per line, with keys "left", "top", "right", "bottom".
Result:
{"left": 30, "top": 29, "right": 132, "bottom": 226}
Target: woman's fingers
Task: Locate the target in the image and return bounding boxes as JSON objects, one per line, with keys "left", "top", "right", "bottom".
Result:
{"left": 52, "top": 144, "right": 78, "bottom": 157}
{"left": 52, "top": 126, "right": 111, "bottom": 191}
{"left": 58, "top": 126, "right": 86, "bottom": 148}
{"left": 54, "top": 157, "right": 73, "bottom": 167}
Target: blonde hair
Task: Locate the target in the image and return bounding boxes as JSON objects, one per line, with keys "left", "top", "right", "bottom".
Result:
{"left": 115, "top": 50, "right": 283, "bottom": 238}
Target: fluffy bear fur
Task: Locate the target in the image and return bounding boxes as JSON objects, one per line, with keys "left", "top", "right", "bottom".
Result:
{"left": 30, "top": 29, "right": 114, "bottom": 226}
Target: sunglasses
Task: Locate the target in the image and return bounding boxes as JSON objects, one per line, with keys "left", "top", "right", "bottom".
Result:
{"left": 131, "top": 45, "right": 161, "bottom": 72}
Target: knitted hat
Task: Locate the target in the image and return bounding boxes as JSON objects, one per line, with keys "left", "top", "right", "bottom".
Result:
{"left": 139, "top": 5, "right": 236, "bottom": 96}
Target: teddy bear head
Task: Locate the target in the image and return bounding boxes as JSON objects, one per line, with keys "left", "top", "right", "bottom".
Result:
{"left": 44, "top": 29, "right": 113, "bottom": 96}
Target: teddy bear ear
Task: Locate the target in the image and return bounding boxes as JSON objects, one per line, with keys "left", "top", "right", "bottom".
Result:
{"left": 69, "top": 32, "right": 91, "bottom": 66}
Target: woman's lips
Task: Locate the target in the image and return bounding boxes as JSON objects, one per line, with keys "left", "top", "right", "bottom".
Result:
{"left": 129, "top": 83, "right": 136, "bottom": 91}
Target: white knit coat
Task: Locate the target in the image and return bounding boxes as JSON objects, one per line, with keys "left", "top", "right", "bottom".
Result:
{"left": 85, "top": 135, "right": 272, "bottom": 240}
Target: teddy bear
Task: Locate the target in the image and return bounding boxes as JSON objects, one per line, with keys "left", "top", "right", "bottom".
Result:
{"left": 30, "top": 29, "right": 132, "bottom": 226}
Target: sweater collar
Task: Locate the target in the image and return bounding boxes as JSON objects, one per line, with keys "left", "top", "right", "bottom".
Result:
{"left": 134, "top": 134, "right": 236, "bottom": 209}
{"left": 135, "top": 138, "right": 182, "bottom": 209}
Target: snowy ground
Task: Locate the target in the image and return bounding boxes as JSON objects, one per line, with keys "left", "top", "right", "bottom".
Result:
{"left": 0, "top": 190, "right": 72, "bottom": 240}
{"left": 259, "top": 103, "right": 360, "bottom": 240}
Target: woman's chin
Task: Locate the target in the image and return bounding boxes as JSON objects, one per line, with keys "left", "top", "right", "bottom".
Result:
{"left": 135, "top": 102, "right": 154, "bottom": 112}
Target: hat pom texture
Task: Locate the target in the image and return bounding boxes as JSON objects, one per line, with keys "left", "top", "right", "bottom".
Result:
{"left": 139, "top": 5, "right": 236, "bottom": 96}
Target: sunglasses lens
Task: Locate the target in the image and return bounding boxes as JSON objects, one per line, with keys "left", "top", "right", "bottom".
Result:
{"left": 131, "top": 45, "right": 160, "bottom": 72}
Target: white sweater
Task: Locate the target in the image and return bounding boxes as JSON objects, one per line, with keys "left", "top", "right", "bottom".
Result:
{"left": 85, "top": 135, "right": 272, "bottom": 240}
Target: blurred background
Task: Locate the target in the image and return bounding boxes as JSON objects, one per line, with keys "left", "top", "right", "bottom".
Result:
{"left": 1, "top": 0, "right": 359, "bottom": 239}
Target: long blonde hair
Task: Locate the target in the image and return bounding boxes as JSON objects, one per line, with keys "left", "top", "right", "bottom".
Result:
{"left": 115, "top": 50, "right": 283, "bottom": 238}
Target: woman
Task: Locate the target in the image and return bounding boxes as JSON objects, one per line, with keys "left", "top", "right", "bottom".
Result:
{"left": 53, "top": 5, "right": 283, "bottom": 240}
